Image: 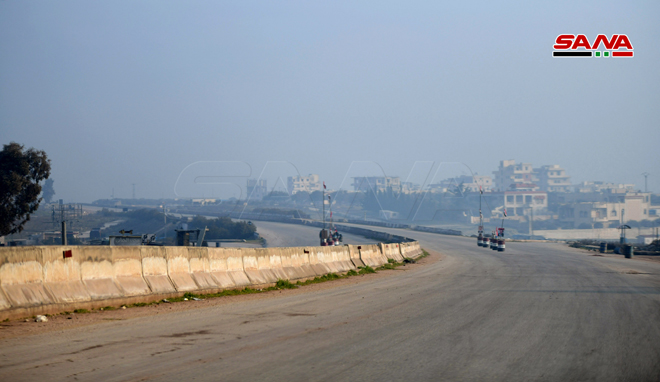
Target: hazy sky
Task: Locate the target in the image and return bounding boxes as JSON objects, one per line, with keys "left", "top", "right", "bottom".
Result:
{"left": 1, "top": 1, "right": 658, "bottom": 202}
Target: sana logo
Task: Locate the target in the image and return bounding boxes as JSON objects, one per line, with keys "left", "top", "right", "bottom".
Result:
{"left": 553, "top": 34, "right": 633, "bottom": 58}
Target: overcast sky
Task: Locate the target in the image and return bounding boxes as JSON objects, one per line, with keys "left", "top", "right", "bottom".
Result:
{"left": 1, "top": 1, "right": 658, "bottom": 202}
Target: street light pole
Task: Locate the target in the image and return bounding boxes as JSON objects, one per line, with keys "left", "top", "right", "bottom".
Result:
{"left": 642, "top": 172, "right": 649, "bottom": 193}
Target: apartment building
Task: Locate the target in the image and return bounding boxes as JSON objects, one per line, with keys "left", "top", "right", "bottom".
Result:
{"left": 492, "top": 160, "right": 538, "bottom": 192}
{"left": 352, "top": 176, "right": 401, "bottom": 193}
{"left": 558, "top": 192, "right": 653, "bottom": 228}
{"left": 287, "top": 174, "right": 322, "bottom": 194}
{"left": 428, "top": 175, "right": 493, "bottom": 194}
{"left": 247, "top": 179, "right": 267, "bottom": 200}
{"left": 535, "top": 165, "right": 571, "bottom": 192}
{"left": 501, "top": 190, "right": 548, "bottom": 218}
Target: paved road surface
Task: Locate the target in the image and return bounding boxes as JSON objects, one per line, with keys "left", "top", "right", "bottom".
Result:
{"left": 256, "top": 220, "right": 379, "bottom": 247}
{"left": 1, "top": 224, "right": 659, "bottom": 381}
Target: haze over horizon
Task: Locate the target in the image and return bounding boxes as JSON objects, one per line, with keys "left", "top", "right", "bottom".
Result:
{"left": 1, "top": 1, "right": 658, "bottom": 203}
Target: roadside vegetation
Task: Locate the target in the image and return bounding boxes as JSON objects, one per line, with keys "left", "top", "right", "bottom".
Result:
{"left": 188, "top": 215, "right": 256, "bottom": 240}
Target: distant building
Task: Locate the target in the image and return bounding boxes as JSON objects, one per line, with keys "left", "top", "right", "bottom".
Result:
{"left": 401, "top": 182, "right": 421, "bottom": 194}
{"left": 535, "top": 165, "right": 571, "bottom": 192}
{"left": 493, "top": 160, "right": 538, "bottom": 192}
{"left": 191, "top": 198, "right": 217, "bottom": 206}
{"left": 287, "top": 174, "right": 322, "bottom": 194}
{"left": 500, "top": 190, "right": 548, "bottom": 218}
{"left": 379, "top": 210, "right": 399, "bottom": 220}
{"left": 352, "top": 176, "right": 401, "bottom": 193}
{"left": 575, "top": 181, "right": 636, "bottom": 194}
{"left": 427, "top": 175, "right": 493, "bottom": 194}
{"left": 558, "top": 192, "right": 652, "bottom": 228}
{"left": 247, "top": 179, "right": 267, "bottom": 200}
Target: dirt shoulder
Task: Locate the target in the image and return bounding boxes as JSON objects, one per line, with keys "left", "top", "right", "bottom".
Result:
{"left": 0, "top": 250, "right": 443, "bottom": 340}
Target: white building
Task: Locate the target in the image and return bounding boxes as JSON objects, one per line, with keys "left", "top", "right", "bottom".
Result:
{"left": 287, "top": 174, "right": 322, "bottom": 194}
{"left": 247, "top": 179, "right": 267, "bottom": 200}
{"left": 558, "top": 192, "right": 653, "bottom": 228}
{"left": 428, "top": 175, "right": 492, "bottom": 194}
{"left": 492, "top": 160, "right": 538, "bottom": 192}
{"left": 535, "top": 165, "right": 571, "bottom": 192}
{"left": 500, "top": 190, "right": 548, "bottom": 218}
{"left": 352, "top": 176, "right": 401, "bottom": 193}
{"left": 575, "top": 181, "right": 636, "bottom": 193}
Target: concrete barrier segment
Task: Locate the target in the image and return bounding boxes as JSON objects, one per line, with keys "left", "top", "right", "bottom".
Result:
{"left": 307, "top": 249, "right": 333, "bottom": 275}
{"left": 207, "top": 248, "right": 239, "bottom": 288}
{"left": 112, "top": 246, "right": 150, "bottom": 296}
{"left": 278, "top": 247, "right": 313, "bottom": 281}
{"left": 80, "top": 259, "right": 124, "bottom": 300}
{"left": 345, "top": 245, "right": 365, "bottom": 268}
{"left": 266, "top": 249, "right": 293, "bottom": 281}
{"left": 242, "top": 252, "right": 272, "bottom": 285}
{"left": 0, "top": 229, "right": 414, "bottom": 317}
{"left": 222, "top": 249, "right": 251, "bottom": 287}
{"left": 164, "top": 247, "right": 199, "bottom": 292}
{"left": 0, "top": 260, "right": 54, "bottom": 307}
{"left": 359, "top": 244, "right": 388, "bottom": 267}
{"left": 188, "top": 252, "right": 220, "bottom": 290}
{"left": 141, "top": 253, "right": 177, "bottom": 294}
{"left": 41, "top": 246, "right": 90, "bottom": 303}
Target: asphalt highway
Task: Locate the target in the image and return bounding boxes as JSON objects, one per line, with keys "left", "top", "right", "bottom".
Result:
{"left": 255, "top": 220, "right": 379, "bottom": 247}
{"left": 0, "top": 224, "right": 658, "bottom": 381}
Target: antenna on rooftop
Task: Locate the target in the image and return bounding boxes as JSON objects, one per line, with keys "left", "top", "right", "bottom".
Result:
{"left": 642, "top": 172, "right": 650, "bottom": 193}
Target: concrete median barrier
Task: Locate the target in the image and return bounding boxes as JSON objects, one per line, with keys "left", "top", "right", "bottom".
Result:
{"left": 242, "top": 250, "right": 275, "bottom": 286}
{"left": 165, "top": 247, "right": 199, "bottom": 292}
{"left": 308, "top": 248, "right": 333, "bottom": 275}
{"left": 188, "top": 249, "right": 219, "bottom": 291}
{"left": 359, "top": 244, "right": 388, "bottom": 268}
{"left": 379, "top": 243, "right": 404, "bottom": 262}
{"left": 113, "top": 247, "right": 151, "bottom": 297}
{"left": 0, "top": 256, "right": 53, "bottom": 308}
{"left": 208, "top": 248, "right": 239, "bottom": 288}
{"left": 400, "top": 242, "right": 423, "bottom": 259}
{"left": 278, "top": 247, "right": 314, "bottom": 281}
{"left": 0, "top": 287, "right": 10, "bottom": 310}
{"left": 42, "top": 247, "right": 90, "bottom": 303}
{"left": 346, "top": 245, "right": 365, "bottom": 268}
{"left": 0, "top": 238, "right": 423, "bottom": 320}
{"left": 267, "top": 249, "right": 293, "bottom": 281}
{"left": 142, "top": 249, "right": 176, "bottom": 294}
{"left": 224, "top": 249, "right": 252, "bottom": 287}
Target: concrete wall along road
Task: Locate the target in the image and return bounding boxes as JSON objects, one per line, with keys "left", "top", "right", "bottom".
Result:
{"left": 345, "top": 245, "right": 365, "bottom": 268}
{"left": 358, "top": 244, "right": 389, "bottom": 267}
{"left": 379, "top": 243, "right": 405, "bottom": 262}
{"left": 0, "top": 240, "right": 423, "bottom": 320}
{"left": 399, "top": 242, "right": 424, "bottom": 259}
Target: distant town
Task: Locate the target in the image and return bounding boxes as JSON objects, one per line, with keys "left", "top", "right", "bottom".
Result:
{"left": 2, "top": 160, "right": 658, "bottom": 247}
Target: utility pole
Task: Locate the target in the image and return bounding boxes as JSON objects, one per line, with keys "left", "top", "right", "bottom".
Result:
{"left": 642, "top": 172, "right": 649, "bottom": 193}
{"left": 61, "top": 221, "right": 67, "bottom": 246}
{"left": 53, "top": 202, "right": 82, "bottom": 245}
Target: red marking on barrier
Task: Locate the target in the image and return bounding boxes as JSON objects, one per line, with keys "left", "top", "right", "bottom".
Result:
{"left": 63, "top": 250, "right": 72, "bottom": 259}
{"left": 304, "top": 250, "right": 309, "bottom": 254}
